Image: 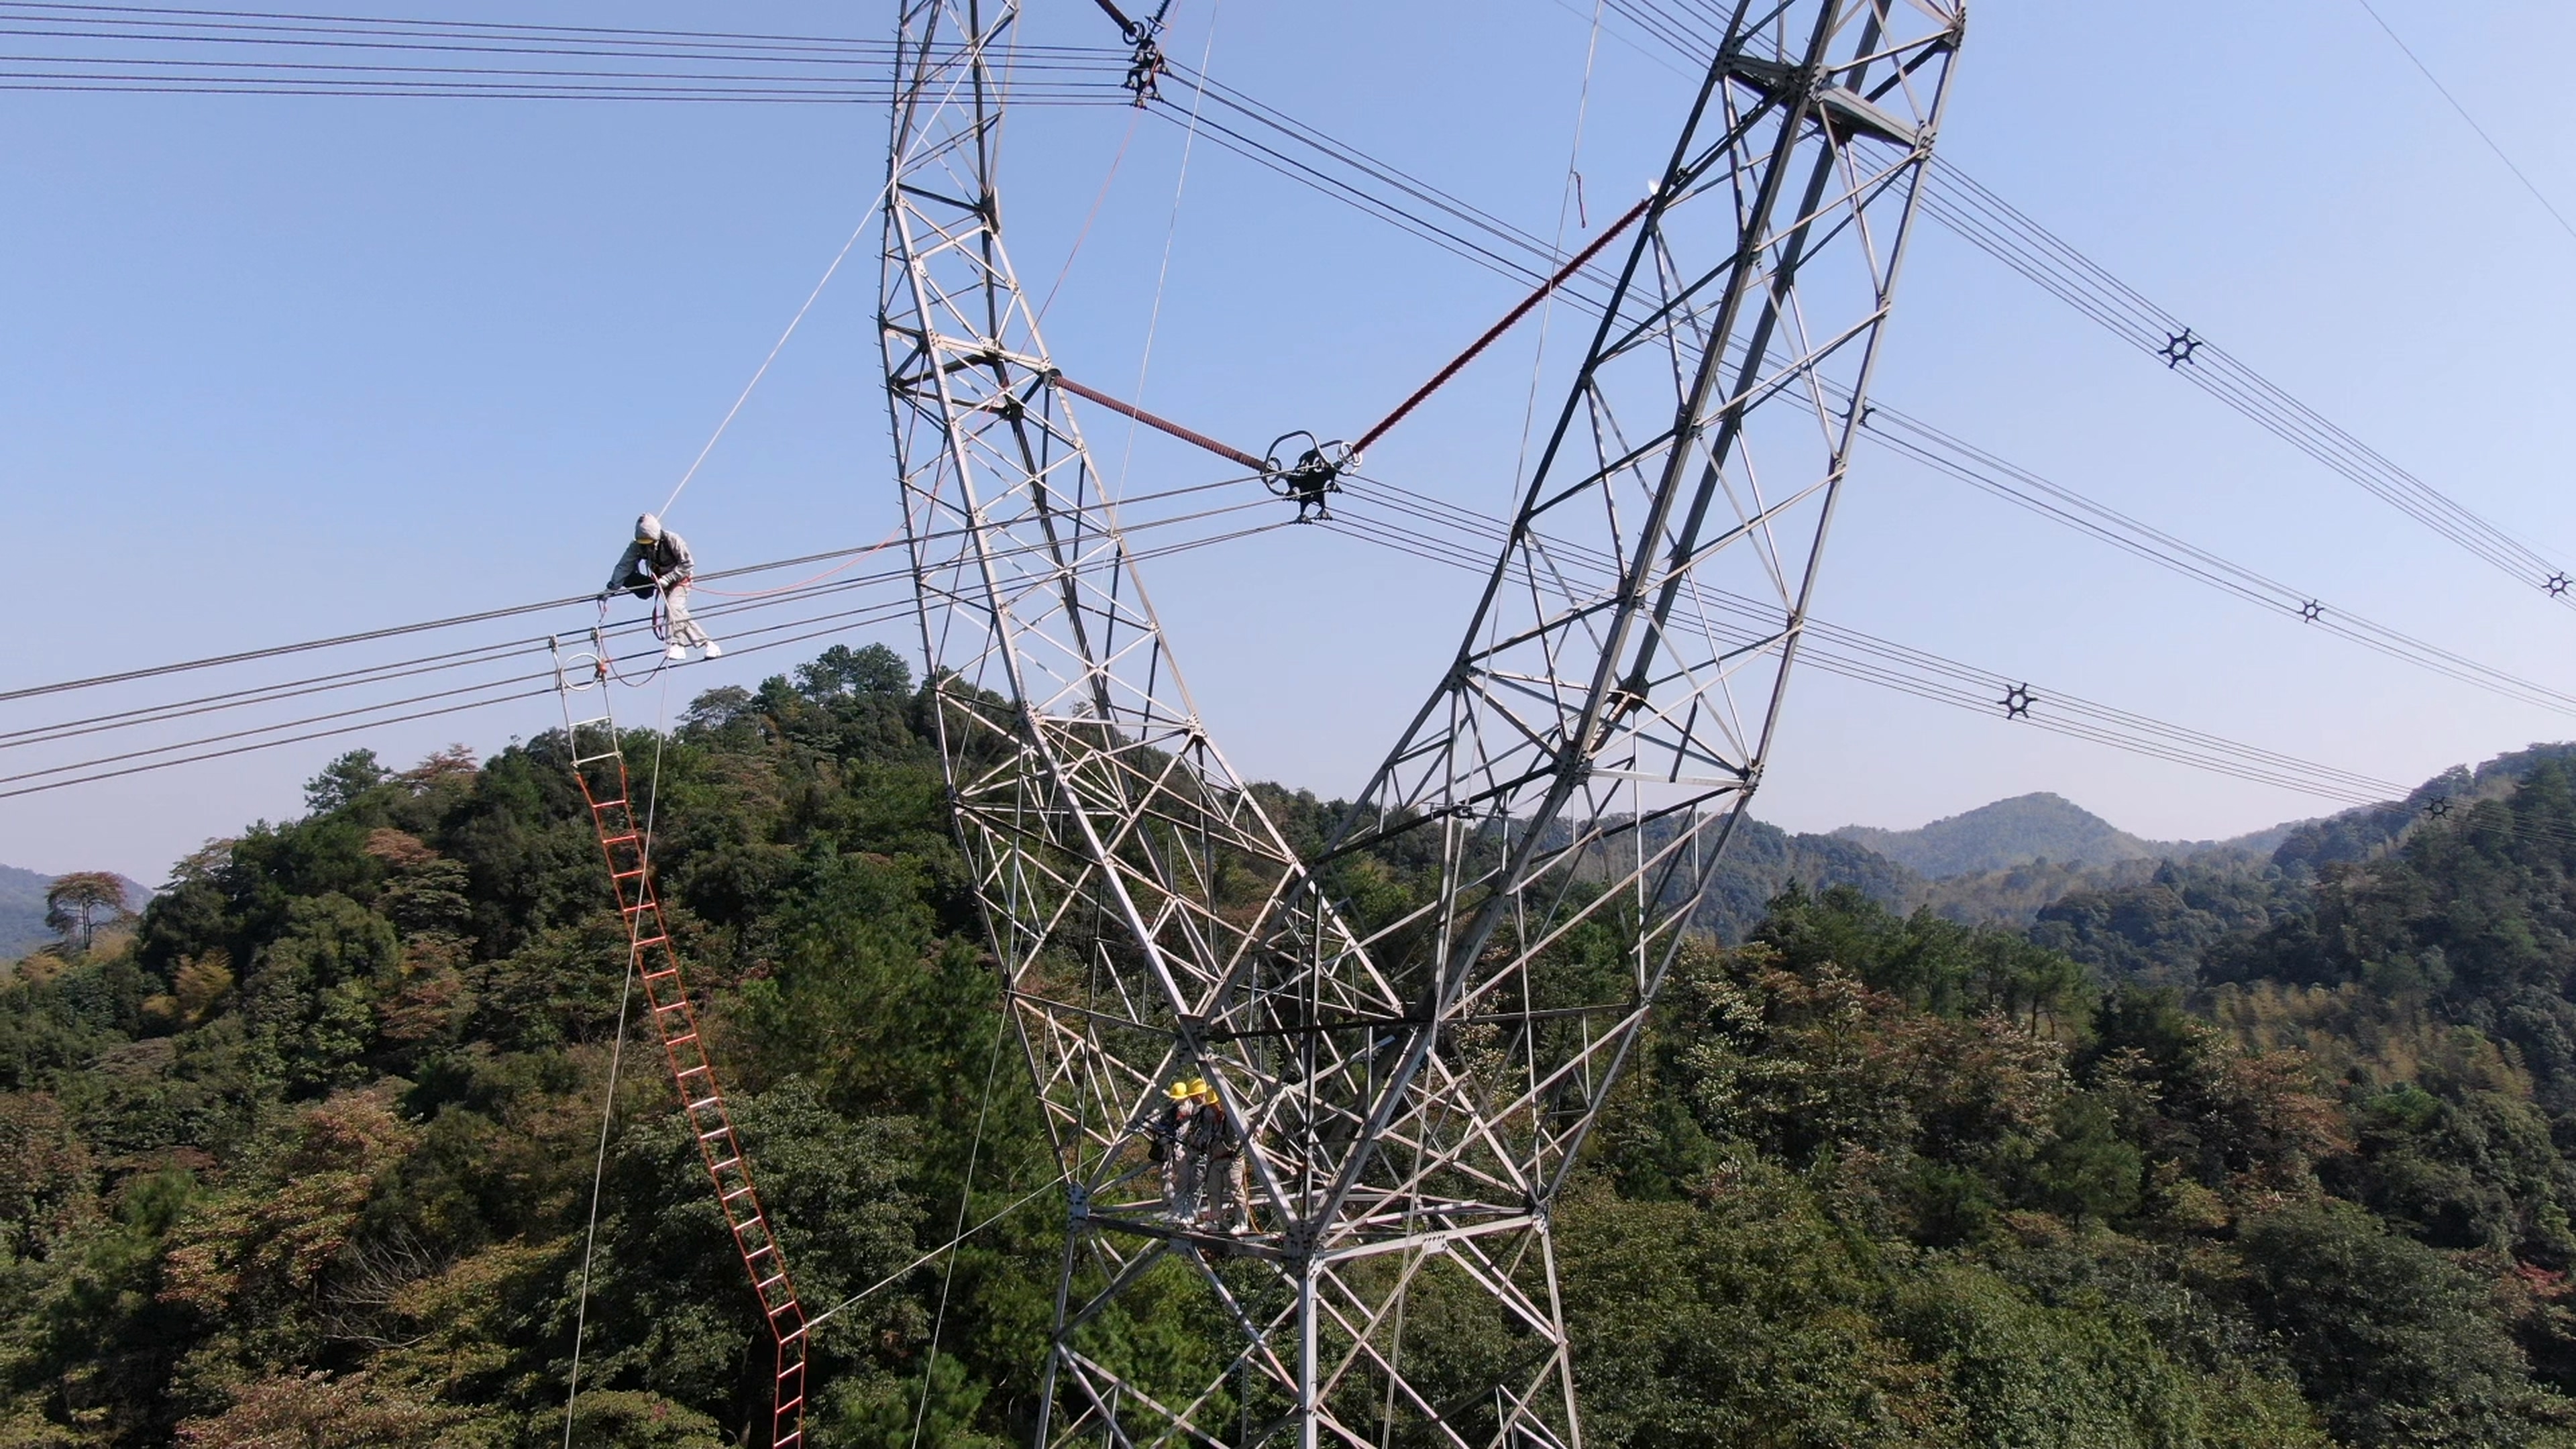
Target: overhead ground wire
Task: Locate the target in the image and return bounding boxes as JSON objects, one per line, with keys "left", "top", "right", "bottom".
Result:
{"left": 2345, "top": 0, "right": 2576, "bottom": 249}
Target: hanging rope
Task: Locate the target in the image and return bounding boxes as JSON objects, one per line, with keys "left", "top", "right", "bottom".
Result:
{"left": 1511, "top": 0, "right": 1609, "bottom": 497}
{"left": 658, "top": 197, "right": 881, "bottom": 521}
{"left": 2347, "top": 0, "right": 2576, "bottom": 247}
{"left": 802, "top": 1173, "right": 1066, "bottom": 1331}
{"left": 905, "top": 1004, "right": 1014, "bottom": 1448}
{"left": 1036, "top": 108, "right": 1145, "bottom": 322}
{"left": 559, "top": 934, "right": 638, "bottom": 1449}
{"left": 1109, "top": 0, "right": 1223, "bottom": 492}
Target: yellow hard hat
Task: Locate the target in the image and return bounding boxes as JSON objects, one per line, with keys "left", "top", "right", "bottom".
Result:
{"left": 1190, "top": 1077, "right": 1217, "bottom": 1102}
{"left": 1166, "top": 1079, "right": 1196, "bottom": 1102}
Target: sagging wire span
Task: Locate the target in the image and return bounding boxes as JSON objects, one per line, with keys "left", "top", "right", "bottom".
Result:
{"left": 0, "top": 504, "right": 1287, "bottom": 801}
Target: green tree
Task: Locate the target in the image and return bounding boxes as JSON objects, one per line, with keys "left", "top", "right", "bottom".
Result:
{"left": 303, "top": 750, "right": 390, "bottom": 814}
{"left": 2238, "top": 1201, "right": 2564, "bottom": 1446}
{"left": 43, "top": 871, "right": 130, "bottom": 954}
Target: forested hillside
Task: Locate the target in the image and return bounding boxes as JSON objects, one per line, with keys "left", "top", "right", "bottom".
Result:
{"left": 11, "top": 645, "right": 2576, "bottom": 1446}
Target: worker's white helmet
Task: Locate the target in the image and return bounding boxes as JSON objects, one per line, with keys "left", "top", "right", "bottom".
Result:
{"left": 636, "top": 513, "right": 663, "bottom": 541}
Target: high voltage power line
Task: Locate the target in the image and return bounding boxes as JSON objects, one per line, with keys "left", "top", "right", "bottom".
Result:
{"left": 19, "top": 5, "right": 2561, "bottom": 606}
{"left": 1595, "top": 0, "right": 2576, "bottom": 606}
{"left": 1, "top": 476, "right": 2421, "bottom": 811}
{"left": 1320, "top": 474, "right": 2410, "bottom": 807}
{"left": 0, "top": 1, "right": 2550, "bottom": 822}
{"left": 1097, "top": 70, "right": 2576, "bottom": 724}
{"left": 0, "top": 3, "right": 1136, "bottom": 99}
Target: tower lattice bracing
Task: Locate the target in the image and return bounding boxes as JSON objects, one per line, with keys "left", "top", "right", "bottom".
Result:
{"left": 881, "top": 2, "right": 1962, "bottom": 1444}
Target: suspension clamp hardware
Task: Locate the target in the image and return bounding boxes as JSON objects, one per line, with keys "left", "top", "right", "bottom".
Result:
{"left": 1261, "top": 431, "right": 1352, "bottom": 523}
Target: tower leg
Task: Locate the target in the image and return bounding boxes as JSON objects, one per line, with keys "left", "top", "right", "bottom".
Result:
{"left": 1295, "top": 1260, "right": 1320, "bottom": 1449}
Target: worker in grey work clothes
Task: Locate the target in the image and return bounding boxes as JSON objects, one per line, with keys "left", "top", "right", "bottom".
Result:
{"left": 602, "top": 513, "right": 720, "bottom": 661}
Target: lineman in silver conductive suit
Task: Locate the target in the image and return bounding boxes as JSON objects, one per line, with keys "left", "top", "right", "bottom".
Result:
{"left": 602, "top": 513, "right": 720, "bottom": 661}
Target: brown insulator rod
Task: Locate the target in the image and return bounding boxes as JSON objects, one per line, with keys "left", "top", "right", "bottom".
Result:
{"left": 1352, "top": 189, "right": 1656, "bottom": 458}
{"left": 1053, "top": 373, "right": 1271, "bottom": 472}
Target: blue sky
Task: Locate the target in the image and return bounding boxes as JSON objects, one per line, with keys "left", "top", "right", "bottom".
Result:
{"left": 5, "top": 0, "right": 2573, "bottom": 882}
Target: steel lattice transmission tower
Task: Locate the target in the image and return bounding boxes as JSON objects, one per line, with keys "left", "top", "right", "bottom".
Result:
{"left": 880, "top": 2, "right": 1963, "bottom": 1445}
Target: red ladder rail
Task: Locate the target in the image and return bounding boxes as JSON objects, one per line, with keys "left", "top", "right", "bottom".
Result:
{"left": 554, "top": 646, "right": 808, "bottom": 1449}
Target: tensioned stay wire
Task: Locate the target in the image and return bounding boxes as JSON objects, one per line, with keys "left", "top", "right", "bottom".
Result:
{"left": 1153, "top": 5, "right": 2576, "bottom": 616}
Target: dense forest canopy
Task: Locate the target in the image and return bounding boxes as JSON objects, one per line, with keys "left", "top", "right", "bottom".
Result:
{"left": 10, "top": 644, "right": 2576, "bottom": 1446}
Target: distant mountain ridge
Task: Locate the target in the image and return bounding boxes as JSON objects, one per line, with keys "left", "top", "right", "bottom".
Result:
{"left": 1828, "top": 792, "right": 2297, "bottom": 880}
{"left": 1831, "top": 792, "right": 2174, "bottom": 878}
